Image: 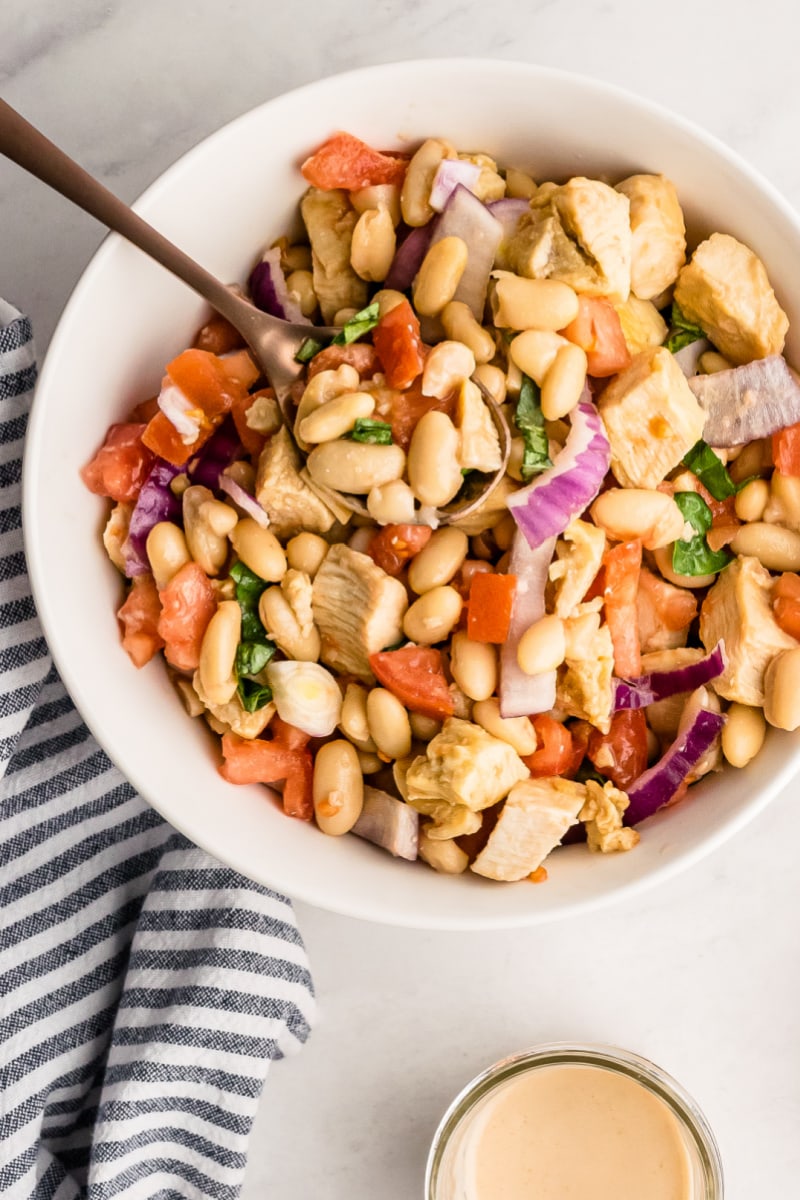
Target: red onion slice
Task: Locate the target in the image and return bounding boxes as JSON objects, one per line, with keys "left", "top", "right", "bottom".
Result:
{"left": 219, "top": 474, "right": 270, "bottom": 528}
{"left": 429, "top": 159, "right": 481, "bottom": 211}
{"left": 351, "top": 786, "right": 419, "bottom": 860}
{"left": 625, "top": 706, "right": 726, "bottom": 826}
{"left": 249, "top": 247, "right": 310, "bottom": 325}
{"left": 507, "top": 395, "right": 611, "bottom": 551}
{"left": 614, "top": 642, "right": 726, "bottom": 711}
{"left": 499, "top": 531, "right": 556, "bottom": 718}
{"left": 122, "top": 459, "right": 181, "bottom": 577}
{"left": 427, "top": 185, "right": 503, "bottom": 318}
{"left": 385, "top": 223, "right": 436, "bottom": 291}
{"left": 688, "top": 354, "right": 800, "bottom": 446}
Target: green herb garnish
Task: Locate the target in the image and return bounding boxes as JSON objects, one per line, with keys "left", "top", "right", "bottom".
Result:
{"left": 515, "top": 374, "right": 552, "bottom": 480}
{"left": 672, "top": 492, "right": 732, "bottom": 577}
{"left": 682, "top": 440, "right": 737, "bottom": 501}
{"left": 229, "top": 561, "right": 277, "bottom": 710}
{"left": 294, "top": 336, "right": 326, "bottom": 363}
{"left": 346, "top": 418, "right": 393, "bottom": 444}
{"left": 664, "top": 303, "right": 706, "bottom": 355}
{"left": 331, "top": 302, "right": 380, "bottom": 346}
{"left": 574, "top": 762, "right": 607, "bottom": 787}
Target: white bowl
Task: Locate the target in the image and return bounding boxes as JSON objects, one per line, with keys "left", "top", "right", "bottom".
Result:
{"left": 24, "top": 59, "right": 800, "bottom": 929}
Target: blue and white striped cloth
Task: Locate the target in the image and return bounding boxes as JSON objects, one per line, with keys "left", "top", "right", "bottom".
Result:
{"left": 0, "top": 299, "right": 316, "bottom": 1199}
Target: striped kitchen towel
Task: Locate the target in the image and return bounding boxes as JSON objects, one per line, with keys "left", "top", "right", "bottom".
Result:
{"left": 0, "top": 297, "right": 316, "bottom": 1198}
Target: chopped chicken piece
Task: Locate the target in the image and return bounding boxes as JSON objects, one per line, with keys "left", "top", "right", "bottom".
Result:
{"left": 598, "top": 346, "right": 706, "bottom": 488}
{"left": 641, "top": 648, "right": 705, "bottom": 739}
{"left": 471, "top": 777, "right": 586, "bottom": 881}
{"left": 312, "top": 543, "right": 408, "bottom": 681}
{"left": 103, "top": 502, "right": 132, "bottom": 573}
{"left": 255, "top": 426, "right": 337, "bottom": 539}
{"left": 281, "top": 569, "right": 315, "bottom": 638}
{"left": 637, "top": 568, "right": 697, "bottom": 653}
{"left": 580, "top": 780, "right": 639, "bottom": 853}
{"left": 456, "top": 378, "right": 502, "bottom": 473}
{"left": 614, "top": 295, "right": 669, "bottom": 356}
{"left": 674, "top": 232, "right": 788, "bottom": 364}
{"left": 557, "top": 609, "right": 614, "bottom": 733}
{"left": 245, "top": 392, "right": 282, "bottom": 437}
{"left": 301, "top": 187, "right": 368, "bottom": 323}
{"left": 407, "top": 799, "right": 482, "bottom": 841}
{"left": 192, "top": 671, "right": 275, "bottom": 739}
{"left": 549, "top": 519, "right": 606, "bottom": 619}
{"left": 699, "top": 555, "right": 796, "bottom": 704}
{"left": 406, "top": 718, "right": 529, "bottom": 821}
{"left": 297, "top": 467, "right": 354, "bottom": 526}
{"left": 615, "top": 174, "right": 686, "bottom": 300}
{"left": 508, "top": 177, "right": 631, "bottom": 302}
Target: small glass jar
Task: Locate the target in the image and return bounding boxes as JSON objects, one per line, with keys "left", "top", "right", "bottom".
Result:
{"left": 426, "top": 1042, "right": 724, "bottom": 1200}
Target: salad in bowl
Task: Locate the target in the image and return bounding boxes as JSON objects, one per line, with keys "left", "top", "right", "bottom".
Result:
{"left": 80, "top": 124, "right": 800, "bottom": 886}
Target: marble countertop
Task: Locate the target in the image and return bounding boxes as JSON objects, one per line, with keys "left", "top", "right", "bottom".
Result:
{"left": 4, "top": 2, "right": 800, "bottom": 1195}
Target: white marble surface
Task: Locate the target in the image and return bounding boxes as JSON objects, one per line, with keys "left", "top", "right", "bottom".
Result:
{"left": 4, "top": 2, "right": 800, "bottom": 1196}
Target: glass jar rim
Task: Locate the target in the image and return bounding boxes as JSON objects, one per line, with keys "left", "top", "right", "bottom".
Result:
{"left": 425, "top": 1041, "right": 724, "bottom": 1199}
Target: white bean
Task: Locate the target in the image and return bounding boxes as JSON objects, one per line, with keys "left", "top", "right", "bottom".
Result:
{"left": 472, "top": 364, "right": 507, "bottom": 405}
{"left": 540, "top": 343, "right": 588, "bottom": 420}
{"left": 367, "top": 479, "right": 417, "bottom": 525}
{"left": 401, "top": 137, "right": 454, "bottom": 227}
{"left": 403, "top": 586, "right": 463, "bottom": 645}
{"left": 230, "top": 519, "right": 287, "bottom": 581}
{"left": 407, "top": 411, "right": 462, "bottom": 507}
{"left": 449, "top": 631, "right": 497, "bottom": 701}
{"left": 350, "top": 183, "right": 402, "bottom": 226}
{"left": 764, "top": 648, "right": 800, "bottom": 730}
{"left": 408, "top": 527, "right": 469, "bottom": 593}
{"left": 183, "top": 485, "right": 228, "bottom": 576}
{"left": 590, "top": 488, "right": 686, "bottom": 550}
{"left": 422, "top": 340, "right": 476, "bottom": 398}
{"left": 146, "top": 521, "right": 190, "bottom": 590}
{"left": 508, "top": 330, "right": 568, "bottom": 386}
{"left": 350, "top": 204, "right": 397, "bottom": 282}
{"left": 721, "top": 702, "right": 767, "bottom": 767}
{"left": 307, "top": 441, "right": 406, "bottom": 494}
{"left": 440, "top": 301, "right": 496, "bottom": 364}
{"left": 286, "top": 532, "right": 329, "bottom": 578}
{"left": 734, "top": 478, "right": 770, "bottom": 523}
{"left": 198, "top": 600, "right": 240, "bottom": 706}
{"left": 418, "top": 828, "right": 469, "bottom": 874}
{"left": 729, "top": 522, "right": 800, "bottom": 572}
{"left": 313, "top": 740, "right": 364, "bottom": 836}
{"left": 298, "top": 391, "right": 376, "bottom": 444}
{"left": 366, "top": 688, "right": 412, "bottom": 760}
{"left": 258, "top": 587, "right": 320, "bottom": 662}
{"left": 493, "top": 276, "right": 579, "bottom": 331}
{"left": 472, "top": 697, "right": 537, "bottom": 756}
{"left": 517, "top": 615, "right": 567, "bottom": 675}
{"left": 413, "top": 237, "right": 468, "bottom": 317}
{"left": 340, "top": 682, "right": 377, "bottom": 752}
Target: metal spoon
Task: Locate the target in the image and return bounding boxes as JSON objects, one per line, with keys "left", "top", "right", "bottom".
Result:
{"left": 0, "top": 98, "right": 510, "bottom": 523}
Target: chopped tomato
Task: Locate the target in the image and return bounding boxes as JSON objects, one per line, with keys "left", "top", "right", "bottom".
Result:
{"left": 219, "top": 733, "right": 313, "bottom": 821}
{"left": 774, "top": 572, "right": 800, "bottom": 639}
{"left": 373, "top": 300, "right": 425, "bottom": 391}
{"left": 369, "top": 645, "right": 455, "bottom": 721}
{"left": 587, "top": 710, "right": 648, "bottom": 790}
{"left": 141, "top": 349, "right": 246, "bottom": 467}
{"left": 603, "top": 540, "right": 642, "bottom": 677}
{"left": 367, "top": 524, "right": 432, "bottom": 576}
{"left": 560, "top": 296, "right": 631, "bottom": 378}
{"left": 466, "top": 573, "right": 517, "bottom": 644}
{"left": 522, "top": 715, "right": 579, "bottom": 778}
{"left": 81, "top": 423, "right": 154, "bottom": 503}
{"left": 117, "top": 574, "right": 164, "bottom": 667}
{"left": 231, "top": 387, "right": 272, "bottom": 459}
{"left": 773, "top": 423, "right": 800, "bottom": 476}
{"left": 127, "top": 396, "right": 160, "bottom": 423}
{"left": 157, "top": 561, "right": 217, "bottom": 672}
{"left": 272, "top": 717, "right": 312, "bottom": 751}
{"left": 386, "top": 377, "right": 455, "bottom": 451}
{"left": 219, "top": 348, "right": 260, "bottom": 390}
{"left": 193, "top": 314, "right": 245, "bottom": 356}
{"left": 301, "top": 132, "right": 407, "bottom": 190}
{"left": 306, "top": 342, "right": 379, "bottom": 380}
{"left": 636, "top": 568, "right": 697, "bottom": 653}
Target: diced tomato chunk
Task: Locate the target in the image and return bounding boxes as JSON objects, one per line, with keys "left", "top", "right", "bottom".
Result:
{"left": 466, "top": 573, "right": 517, "bottom": 644}
{"left": 219, "top": 733, "right": 313, "bottom": 821}
{"left": 560, "top": 297, "right": 631, "bottom": 378}
{"left": 636, "top": 568, "right": 697, "bottom": 652}
{"left": 272, "top": 717, "right": 312, "bottom": 751}
{"left": 587, "top": 710, "right": 648, "bottom": 790}
{"left": 773, "top": 424, "right": 800, "bottom": 476}
{"left": 81, "top": 423, "right": 155, "bottom": 503}
{"left": 603, "top": 540, "right": 642, "bottom": 677}
{"left": 117, "top": 574, "right": 164, "bottom": 667}
{"left": 367, "top": 524, "right": 432, "bottom": 576}
{"left": 301, "top": 132, "right": 407, "bottom": 190}
{"left": 219, "top": 348, "right": 260, "bottom": 390}
{"left": 141, "top": 349, "right": 246, "bottom": 467}
{"left": 369, "top": 645, "right": 455, "bottom": 721}
{"left": 386, "top": 378, "right": 455, "bottom": 451}
{"left": 373, "top": 300, "right": 425, "bottom": 391}
{"left": 522, "top": 715, "right": 579, "bottom": 778}
{"left": 306, "top": 342, "right": 379, "bottom": 380}
{"left": 774, "top": 571, "right": 800, "bottom": 639}
{"left": 157, "top": 561, "right": 217, "bottom": 672}
{"left": 127, "top": 396, "right": 160, "bottom": 423}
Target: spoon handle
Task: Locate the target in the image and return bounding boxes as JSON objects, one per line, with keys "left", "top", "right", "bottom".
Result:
{"left": 0, "top": 98, "right": 260, "bottom": 334}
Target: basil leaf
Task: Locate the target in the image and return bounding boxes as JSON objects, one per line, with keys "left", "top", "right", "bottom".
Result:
{"left": 664, "top": 302, "right": 705, "bottom": 355}
{"left": 574, "top": 762, "right": 607, "bottom": 786}
{"left": 230, "top": 560, "right": 267, "bottom": 605}
{"left": 346, "top": 418, "right": 393, "bottom": 444}
{"left": 229, "top": 561, "right": 276, "bottom": 668}
{"left": 515, "top": 374, "right": 552, "bottom": 480}
{"left": 672, "top": 491, "right": 732, "bottom": 576}
{"left": 235, "top": 640, "right": 275, "bottom": 679}
{"left": 237, "top": 678, "right": 273, "bottom": 713}
{"left": 295, "top": 336, "right": 326, "bottom": 363}
{"left": 682, "top": 440, "right": 737, "bottom": 501}
{"left": 331, "top": 302, "right": 380, "bottom": 346}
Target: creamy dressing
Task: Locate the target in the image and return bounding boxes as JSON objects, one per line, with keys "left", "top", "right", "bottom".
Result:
{"left": 439, "top": 1064, "right": 694, "bottom": 1199}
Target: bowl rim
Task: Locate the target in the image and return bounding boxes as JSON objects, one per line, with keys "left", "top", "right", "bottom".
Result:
{"left": 22, "top": 58, "right": 800, "bottom": 929}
